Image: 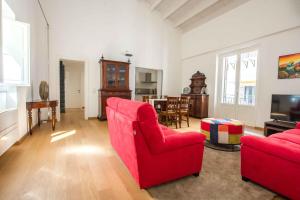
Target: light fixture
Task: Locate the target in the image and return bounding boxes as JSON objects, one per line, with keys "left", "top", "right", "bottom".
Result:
{"left": 124, "top": 51, "right": 133, "bottom": 63}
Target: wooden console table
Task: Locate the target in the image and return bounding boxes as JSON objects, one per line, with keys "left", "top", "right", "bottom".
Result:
{"left": 26, "top": 100, "right": 58, "bottom": 135}
{"left": 264, "top": 120, "right": 296, "bottom": 136}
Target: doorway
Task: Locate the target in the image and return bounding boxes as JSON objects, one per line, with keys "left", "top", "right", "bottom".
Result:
{"left": 215, "top": 48, "right": 259, "bottom": 126}
{"left": 59, "top": 59, "right": 85, "bottom": 118}
{"left": 135, "top": 67, "right": 163, "bottom": 101}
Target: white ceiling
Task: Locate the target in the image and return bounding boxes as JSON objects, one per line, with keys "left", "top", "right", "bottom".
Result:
{"left": 143, "top": 0, "right": 251, "bottom": 32}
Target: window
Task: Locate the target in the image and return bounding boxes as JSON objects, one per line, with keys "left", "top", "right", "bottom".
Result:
{"left": 221, "top": 55, "right": 237, "bottom": 104}
{"left": 1, "top": 0, "right": 30, "bottom": 85}
{"left": 221, "top": 50, "right": 258, "bottom": 106}
{"left": 238, "top": 51, "right": 258, "bottom": 105}
{"left": 0, "top": 0, "right": 29, "bottom": 112}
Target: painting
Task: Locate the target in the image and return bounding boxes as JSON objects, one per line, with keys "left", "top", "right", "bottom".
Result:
{"left": 278, "top": 53, "right": 300, "bottom": 79}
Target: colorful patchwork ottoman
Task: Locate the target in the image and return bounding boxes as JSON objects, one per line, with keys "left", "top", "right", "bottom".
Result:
{"left": 201, "top": 118, "right": 244, "bottom": 145}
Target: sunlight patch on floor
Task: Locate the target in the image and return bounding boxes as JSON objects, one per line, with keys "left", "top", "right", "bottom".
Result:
{"left": 64, "top": 145, "right": 107, "bottom": 155}
{"left": 51, "top": 130, "right": 76, "bottom": 143}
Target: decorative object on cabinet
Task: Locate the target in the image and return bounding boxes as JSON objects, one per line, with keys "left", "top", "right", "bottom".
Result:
{"left": 182, "top": 71, "right": 208, "bottom": 119}
{"left": 182, "top": 87, "right": 191, "bottom": 94}
{"left": 98, "top": 57, "right": 131, "bottom": 120}
{"left": 190, "top": 71, "right": 207, "bottom": 94}
{"left": 39, "top": 81, "right": 49, "bottom": 101}
{"left": 278, "top": 53, "right": 300, "bottom": 79}
{"left": 201, "top": 86, "right": 207, "bottom": 95}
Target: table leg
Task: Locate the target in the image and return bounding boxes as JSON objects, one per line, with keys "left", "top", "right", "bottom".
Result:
{"left": 51, "top": 106, "right": 56, "bottom": 131}
{"left": 28, "top": 109, "right": 32, "bottom": 135}
{"left": 38, "top": 108, "right": 41, "bottom": 126}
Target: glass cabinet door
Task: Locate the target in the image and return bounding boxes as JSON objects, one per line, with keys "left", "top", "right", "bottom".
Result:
{"left": 106, "top": 63, "right": 117, "bottom": 88}
{"left": 117, "top": 65, "right": 127, "bottom": 88}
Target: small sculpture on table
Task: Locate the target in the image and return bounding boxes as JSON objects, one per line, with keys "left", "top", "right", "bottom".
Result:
{"left": 39, "top": 81, "right": 49, "bottom": 101}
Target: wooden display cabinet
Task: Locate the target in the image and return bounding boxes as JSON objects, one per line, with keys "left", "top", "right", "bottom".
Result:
{"left": 182, "top": 71, "right": 209, "bottom": 119}
{"left": 98, "top": 58, "right": 131, "bottom": 120}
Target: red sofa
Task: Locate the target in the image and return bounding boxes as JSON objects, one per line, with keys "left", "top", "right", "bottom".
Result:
{"left": 106, "top": 97, "right": 205, "bottom": 188}
{"left": 241, "top": 123, "right": 300, "bottom": 199}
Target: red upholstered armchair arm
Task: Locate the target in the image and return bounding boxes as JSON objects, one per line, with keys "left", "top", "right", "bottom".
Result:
{"left": 296, "top": 122, "right": 300, "bottom": 129}
{"left": 162, "top": 132, "right": 206, "bottom": 153}
{"left": 241, "top": 135, "right": 300, "bottom": 165}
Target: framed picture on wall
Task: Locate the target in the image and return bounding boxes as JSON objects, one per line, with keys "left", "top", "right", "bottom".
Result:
{"left": 278, "top": 53, "right": 300, "bottom": 79}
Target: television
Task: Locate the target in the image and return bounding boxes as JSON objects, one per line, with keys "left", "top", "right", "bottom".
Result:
{"left": 271, "top": 94, "right": 300, "bottom": 123}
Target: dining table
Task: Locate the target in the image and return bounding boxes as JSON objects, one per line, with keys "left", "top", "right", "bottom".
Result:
{"left": 148, "top": 98, "right": 167, "bottom": 113}
{"left": 149, "top": 99, "right": 167, "bottom": 108}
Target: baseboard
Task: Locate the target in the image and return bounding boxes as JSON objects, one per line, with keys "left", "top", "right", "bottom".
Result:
{"left": 245, "top": 125, "right": 264, "bottom": 131}
{"left": 16, "top": 123, "right": 38, "bottom": 145}
{"left": 254, "top": 126, "right": 264, "bottom": 131}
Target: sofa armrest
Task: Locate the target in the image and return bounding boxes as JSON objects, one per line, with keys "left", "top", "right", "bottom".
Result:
{"left": 241, "top": 135, "right": 300, "bottom": 165}
{"left": 296, "top": 122, "right": 300, "bottom": 129}
{"left": 162, "top": 132, "right": 206, "bottom": 153}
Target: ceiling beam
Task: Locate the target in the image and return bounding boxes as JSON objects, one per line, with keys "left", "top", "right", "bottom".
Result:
{"left": 150, "top": 0, "right": 163, "bottom": 11}
{"left": 163, "top": 0, "right": 190, "bottom": 19}
{"left": 174, "top": 0, "right": 219, "bottom": 27}
{"left": 178, "top": 0, "right": 251, "bottom": 32}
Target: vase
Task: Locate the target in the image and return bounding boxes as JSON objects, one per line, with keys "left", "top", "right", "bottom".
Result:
{"left": 39, "top": 81, "right": 49, "bottom": 101}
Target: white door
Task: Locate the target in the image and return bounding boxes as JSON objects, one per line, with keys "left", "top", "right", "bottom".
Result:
{"left": 216, "top": 48, "right": 258, "bottom": 126}
{"left": 65, "top": 65, "right": 83, "bottom": 108}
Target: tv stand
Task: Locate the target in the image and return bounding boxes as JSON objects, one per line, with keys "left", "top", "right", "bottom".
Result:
{"left": 264, "top": 120, "right": 296, "bottom": 136}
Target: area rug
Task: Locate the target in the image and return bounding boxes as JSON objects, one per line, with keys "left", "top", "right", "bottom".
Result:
{"left": 147, "top": 147, "right": 286, "bottom": 200}
{"left": 204, "top": 142, "right": 241, "bottom": 152}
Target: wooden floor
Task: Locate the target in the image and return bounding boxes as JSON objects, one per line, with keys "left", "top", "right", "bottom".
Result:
{"left": 0, "top": 109, "right": 152, "bottom": 200}
{"left": 0, "top": 109, "right": 264, "bottom": 200}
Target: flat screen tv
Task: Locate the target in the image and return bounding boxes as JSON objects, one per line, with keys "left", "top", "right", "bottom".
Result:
{"left": 271, "top": 94, "right": 300, "bottom": 123}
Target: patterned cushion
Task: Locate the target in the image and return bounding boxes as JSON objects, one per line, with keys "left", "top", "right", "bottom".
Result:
{"left": 201, "top": 118, "right": 244, "bottom": 145}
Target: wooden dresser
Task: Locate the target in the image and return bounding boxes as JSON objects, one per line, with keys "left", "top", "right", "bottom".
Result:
{"left": 98, "top": 58, "right": 131, "bottom": 120}
{"left": 182, "top": 71, "right": 209, "bottom": 119}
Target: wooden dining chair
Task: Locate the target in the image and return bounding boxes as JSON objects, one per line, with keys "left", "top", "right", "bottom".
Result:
{"left": 179, "top": 96, "right": 190, "bottom": 128}
{"left": 142, "top": 96, "right": 150, "bottom": 103}
{"left": 150, "top": 95, "right": 158, "bottom": 99}
{"left": 159, "top": 97, "right": 179, "bottom": 128}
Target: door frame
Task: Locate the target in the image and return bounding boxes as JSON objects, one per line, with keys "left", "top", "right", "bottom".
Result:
{"left": 134, "top": 67, "right": 164, "bottom": 100}
{"left": 57, "top": 57, "right": 88, "bottom": 120}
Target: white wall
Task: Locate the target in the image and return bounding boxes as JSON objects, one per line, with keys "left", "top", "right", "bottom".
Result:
{"left": 182, "top": 0, "right": 300, "bottom": 59}
{"left": 40, "top": 0, "right": 182, "bottom": 118}
{"left": 0, "top": 0, "right": 48, "bottom": 155}
{"left": 181, "top": 0, "right": 300, "bottom": 127}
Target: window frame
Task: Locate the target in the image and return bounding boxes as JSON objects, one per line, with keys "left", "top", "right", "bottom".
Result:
{"left": 219, "top": 47, "right": 259, "bottom": 107}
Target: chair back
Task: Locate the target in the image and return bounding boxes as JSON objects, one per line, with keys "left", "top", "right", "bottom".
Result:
{"left": 180, "top": 96, "right": 190, "bottom": 112}
{"left": 166, "top": 97, "right": 179, "bottom": 112}
{"left": 142, "top": 96, "right": 149, "bottom": 103}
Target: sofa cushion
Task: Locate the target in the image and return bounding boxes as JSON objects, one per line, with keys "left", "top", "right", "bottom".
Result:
{"left": 159, "top": 125, "right": 177, "bottom": 136}
{"left": 241, "top": 135, "right": 300, "bottom": 165}
{"left": 269, "top": 129, "right": 300, "bottom": 146}
{"left": 296, "top": 122, "right": 300, "bottom": 129}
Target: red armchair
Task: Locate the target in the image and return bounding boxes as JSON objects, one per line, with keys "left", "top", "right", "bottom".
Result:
{"left": 241, "top": 122, "right": 300, "bottom": 199}
{"left": 106, "top": 97, "right": 205, "bottom": 188}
